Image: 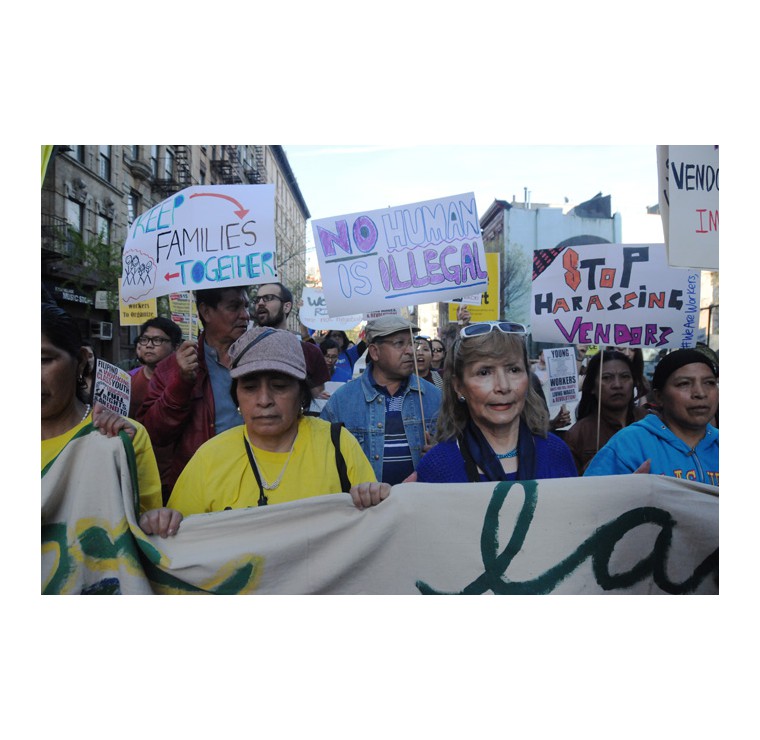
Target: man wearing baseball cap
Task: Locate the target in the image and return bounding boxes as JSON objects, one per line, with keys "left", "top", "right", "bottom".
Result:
{"left": 320, "top": 315, "right": 442, "bottom": 485}
{"left": 584, "top": 348, "right": 718, "bottom": 485}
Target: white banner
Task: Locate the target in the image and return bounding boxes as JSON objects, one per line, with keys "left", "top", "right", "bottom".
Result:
{"left": 121, "top": 184, "right": 277, "bottom": 302}
{"left": 312, "top": 192, "right": 487, "bottom": 316}
{"left": 43, "top": 429, "right": 719, "bottom": 596}
{"left": 531, "top": 243, "right": 700, "bottom": 350}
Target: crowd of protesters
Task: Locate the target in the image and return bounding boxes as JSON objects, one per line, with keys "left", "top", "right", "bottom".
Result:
{"left": 42, "top": 286, "right": 719, "bottom": 546}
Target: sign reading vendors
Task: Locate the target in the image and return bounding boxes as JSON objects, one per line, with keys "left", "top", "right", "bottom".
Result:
{"left": 312, "top": 192, "right": 488, "bottom": 316}
{"left": 121, "top": 184, "right": 277, "bottom": 303}
{"left": 531, "top": 243, "right": 700, "bottom": 350}
{"left": 657, "top": 145, "right": 718, "bottom": 270}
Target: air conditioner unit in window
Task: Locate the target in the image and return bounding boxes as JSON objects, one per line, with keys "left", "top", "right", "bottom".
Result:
{"left": 91, "top": 321, "right": 113, "bottom": 340}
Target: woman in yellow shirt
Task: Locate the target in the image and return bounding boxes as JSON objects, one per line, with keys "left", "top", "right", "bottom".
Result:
{"left": 41, "top": 302, "right": 163, "bottom": 518}
{"left": 144, "top": 327, "right": 390, "bottom": 536}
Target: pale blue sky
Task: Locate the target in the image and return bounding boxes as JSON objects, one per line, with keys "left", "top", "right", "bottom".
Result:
{"left": 283, "top": 144, "right": 666, "bottom": 268}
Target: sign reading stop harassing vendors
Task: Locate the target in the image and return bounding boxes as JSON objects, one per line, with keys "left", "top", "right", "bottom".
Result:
{"left": 312, "top": 192, "right": 488, "bottom": 316}
{"left": 531, "top": 243, "right": 700, "bottom": 350}
{"left": 121, "top": 184, "right": 277, "bottom": 303}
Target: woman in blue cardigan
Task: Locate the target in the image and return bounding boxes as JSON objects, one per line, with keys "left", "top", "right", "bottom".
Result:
{"left": 416, "top": 322, "right": 577, "bottom": 483}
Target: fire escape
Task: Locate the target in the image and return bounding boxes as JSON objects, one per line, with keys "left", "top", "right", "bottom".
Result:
{"left": 152, "top": 145, "right": 194, "bottom": 198}
{"left": 210, "top": 145, "right": 266, "bottom": 185}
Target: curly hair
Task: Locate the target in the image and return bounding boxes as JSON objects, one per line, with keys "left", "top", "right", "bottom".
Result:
{"left": 435, "top": 330, "right": 549, "bottom": 442}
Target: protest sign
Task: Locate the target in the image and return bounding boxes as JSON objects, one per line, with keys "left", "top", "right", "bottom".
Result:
{"left": 312, "top": 192, "right": 488, "bottom": 316}
{"left": 92, "top": 359, "right": 131, "bottom": 416}
{"left": 42, "top": 431, "right": 719, "bottom": 595}
{"left": 657, "top": 145, "right": 718, "bottom": 270}
{"left": 531, "top": 243, "right": 700, "bottom": 350}
{"left": 121, "top": 184, "right": 277, "bottom": 302}
{"left": 545, "top": 346, "right": 579, "bottom": 406}
{"left": 299, "top": 287, "right": 363, "bottom": 331}
{"left": 447, "top": 252, "right": 500, "bottom": 321}
{"left": 168, "top": 291, "right": 199, "bottom": 341}
{"left": 119, "top": 297, "right": 156, "bottom": 326}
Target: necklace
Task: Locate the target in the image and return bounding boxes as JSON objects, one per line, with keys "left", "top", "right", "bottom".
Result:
{"left": 244, "top": 433, "right": 298, "bottom": 491}
{"left": 495, "top": 447, "right": 518, "bottom": 460}
{"left": 79, "top": 404, "right": 91, "bottom": 425}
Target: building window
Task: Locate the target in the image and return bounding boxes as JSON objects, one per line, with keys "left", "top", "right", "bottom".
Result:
{"left": 164, "top": 148, "right": 174, "bottom": 179}
{"left": 131, "top": 145, "right": 140, "bottom": 161}
{"left": 96, "top": 215, "right": 112, "bottom": 244}
{"left": 150, "top": 145, "right": 158, "bottom": 177}
{"left": 99, "top": 145, "right": 112, "bottom": 181}
{"left": 70, "top": 146, "right": 85, "bottom": 163}
{"left": 128, "top": 191, "right": 140, "bottom": 225}
{"left": 200, "top": 167, "right": 206, "bottom": 185}
{"left": 65, "top": 199, "right": 83, "bottom": 233}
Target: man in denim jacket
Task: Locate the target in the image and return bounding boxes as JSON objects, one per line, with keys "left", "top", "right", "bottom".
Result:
{"left": 320, "top": 316, "right": 442, "bottom": 485}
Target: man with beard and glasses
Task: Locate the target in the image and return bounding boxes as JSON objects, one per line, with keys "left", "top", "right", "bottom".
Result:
{"left": 251, "top": 282, "right": 330, "bottom": 404}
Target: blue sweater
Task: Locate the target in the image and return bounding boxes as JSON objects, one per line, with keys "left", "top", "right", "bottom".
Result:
{"left": 416, "top": 433, "right": 577, "bottom": 483}
{"left": 583, "top": 413, "right": 719, "bottom": 486}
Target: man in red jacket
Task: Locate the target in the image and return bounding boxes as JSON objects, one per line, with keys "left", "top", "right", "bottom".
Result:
{"left": 137, "top": 286, "right": 251, "bottom": 492}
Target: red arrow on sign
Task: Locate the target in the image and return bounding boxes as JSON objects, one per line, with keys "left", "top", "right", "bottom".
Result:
{"left": 189, "top": 191, "right": 251, "bottom": 219}
{"left": 165, "top": 272, "right": 180, "bottom": 281}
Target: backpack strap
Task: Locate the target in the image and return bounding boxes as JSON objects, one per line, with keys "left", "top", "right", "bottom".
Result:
{"left": 330, "top": 422, "right": 352, "bottom": 493}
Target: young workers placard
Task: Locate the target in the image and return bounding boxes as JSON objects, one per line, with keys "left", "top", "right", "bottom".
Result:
{"left": 312, "top": 192, "right": 487, "bottom": 316}
{"left": 121, "top": 184, "right": 277, "bottom": 303}
{"left": 531, "top": 243, "right": 700, "bottom": 350}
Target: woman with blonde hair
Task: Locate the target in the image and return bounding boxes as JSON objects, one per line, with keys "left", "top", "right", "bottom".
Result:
{"left": 416, "top": 322, "right": 576, "bottom": 483}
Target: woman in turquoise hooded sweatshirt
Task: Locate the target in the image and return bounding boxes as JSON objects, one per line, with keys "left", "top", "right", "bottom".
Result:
{"left": 584, "top": 348, "right": 718, "bottom": 486}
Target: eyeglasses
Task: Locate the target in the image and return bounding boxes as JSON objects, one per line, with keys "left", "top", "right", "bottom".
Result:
{"left": 253, "top": 294, "right": 282, "bottom": 304}
{"left": 378, "top": 337, "right": 414, "bottom": 351}
{"left": 137, "top": 336, "right": 171, "bottom": 346}
{"left": 431, "top": 347, "right": 445, "bottom": 354}
{"left": 460, "top": 321, "right": 527, "bottom": 339}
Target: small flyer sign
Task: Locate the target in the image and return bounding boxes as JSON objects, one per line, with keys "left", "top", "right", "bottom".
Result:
{"left": 545, "top": 346, "right": 579, "bottom": 406}
{"left": 92, "top": 359, "right": 131, "bottom": 416}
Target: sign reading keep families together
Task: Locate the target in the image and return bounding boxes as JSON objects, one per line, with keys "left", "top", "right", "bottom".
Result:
{"left": 312, "top": 193, "right": 487, "bottom": 316}
{"left": 531, "top": 243, "right": 701, "bottom": 349}
{"left": 121, "top": 185, "right": 277, "bottom": 303}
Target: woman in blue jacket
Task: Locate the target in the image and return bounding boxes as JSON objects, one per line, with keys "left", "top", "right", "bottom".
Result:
{"left": 584, "top": 348, "right": 718, "bottom": 486}
{"left": 416, "top": 321, "right": 577, "bottom": 483}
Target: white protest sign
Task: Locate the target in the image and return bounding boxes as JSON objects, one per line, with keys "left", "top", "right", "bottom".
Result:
{"left": 121, "top": 184, "right": 277, "bottom": 302}
{"left": 298, "top": 287, "right": 363, "bottom": 331}
{"left": 312, "top": 192, "right": 488, "bottom": 316}
{"left": 92, "top": 359, "right": 131, "bottom": 416}
{"left": 532, "top": 243, "right": 700, "bottom": 350}
{"left": 545, "top": 346, "right": 579, "bottom": 406}
{"left": 657, "top": 145, "right": 719, "bottom": 270}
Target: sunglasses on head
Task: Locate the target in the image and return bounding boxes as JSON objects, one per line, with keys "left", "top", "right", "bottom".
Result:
{"left": 459, "top": 321, "right": 527, "bottom": 339}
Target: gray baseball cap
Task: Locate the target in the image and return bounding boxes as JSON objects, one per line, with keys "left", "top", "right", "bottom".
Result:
{"left": 228, "top": 327, "right": 306, "bottom": 380}
{"left": 365, "top": 315, "right": 419, "bottom": 344}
